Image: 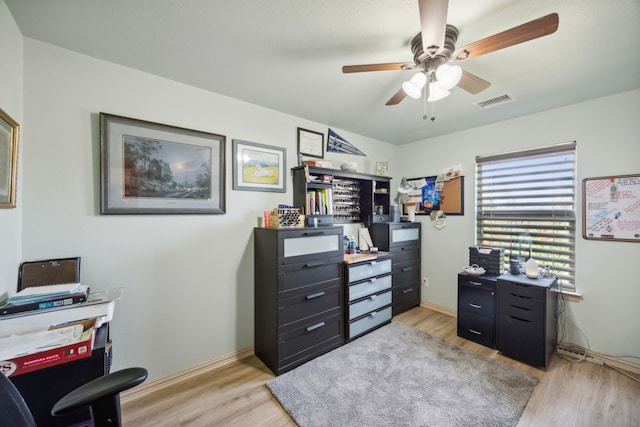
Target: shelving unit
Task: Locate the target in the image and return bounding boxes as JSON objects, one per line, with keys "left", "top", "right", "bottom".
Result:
{"left": 292, "top": 166, "right": 390, "bottom": 225}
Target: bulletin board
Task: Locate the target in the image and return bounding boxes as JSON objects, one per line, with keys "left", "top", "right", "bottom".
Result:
{"left": 403, "top": 176, "right": 464, "bottom": 216}
{"left": 582, "top": 174, "right": 640, "bottom": 242}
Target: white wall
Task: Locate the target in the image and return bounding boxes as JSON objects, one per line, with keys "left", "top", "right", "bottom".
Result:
{"left": 19, "top": 38, "right": 398, "bottom": 380}
{"left": 5, "top": 0, "right": 638, "bottom": 379}
{"left": 0, "top": 0, "right": 22, "bottom": 295}
{"left": 400, "top": 89, "right": 640, "bottom": 358}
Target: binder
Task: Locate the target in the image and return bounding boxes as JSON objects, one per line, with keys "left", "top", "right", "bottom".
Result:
{"left": 0, "top": 287, "right": 89, "bottom": 316}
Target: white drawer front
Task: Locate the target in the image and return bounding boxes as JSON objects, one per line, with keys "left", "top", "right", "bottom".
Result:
{"left": 283, "top": 234, "right": 340, "bottom": 258}
{"left": 391, "top": 227, "right": 420, "bottom": 243}
{"left": 349, "top": 290, "right": 392, "bottom": 320}
{"left": 349, "top": 275, "right": 392, "bottom": 302}
{"left": 348, "top": 259, "right": 392, "bottom": 283}
{"left": 349, "top": 306, "right": 392, "bottom": 339}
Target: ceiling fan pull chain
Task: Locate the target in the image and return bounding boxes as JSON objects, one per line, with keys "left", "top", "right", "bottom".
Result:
{"left": 422, "top": 83, "right": 428, "bottom": 120}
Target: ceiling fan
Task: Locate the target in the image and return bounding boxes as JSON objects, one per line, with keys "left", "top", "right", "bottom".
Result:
{"left": 342, "top": 0, "right": 559, "bottom": 106}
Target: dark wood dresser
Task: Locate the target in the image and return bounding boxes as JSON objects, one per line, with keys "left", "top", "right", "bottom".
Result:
{"left": 254, "top": 226, "right": 345, "bottom": 375}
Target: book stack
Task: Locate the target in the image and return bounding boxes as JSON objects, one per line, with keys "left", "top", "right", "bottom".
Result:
{"left": 0, "top": 283, "right": 89, "bottom": 316}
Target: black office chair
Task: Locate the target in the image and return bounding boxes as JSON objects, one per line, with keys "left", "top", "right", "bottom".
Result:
{"left": 0, "top": 367, "right": 147, "bottom": 427}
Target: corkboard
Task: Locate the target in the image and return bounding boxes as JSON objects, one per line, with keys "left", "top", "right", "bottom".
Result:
{"left": 440, "top": 176, "right": 464, "bottom": 215}
{"left": 404, "top": 176, "right": 464, "bottom": 216}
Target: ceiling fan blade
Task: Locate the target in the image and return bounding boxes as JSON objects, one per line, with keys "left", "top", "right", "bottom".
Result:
{"left": 419, "top": 0, "right": 449, "bottom": 56}
{"left": 453, "top": 13, "right": 559, "bottom": 61}
{"left": 457, "top": 70, "right": 491, "bottom": 94}
{"left": 386, "top": 88, "right": 407, "bottom": 106}
{"left": 342, "top": 63, "right": 414, "bottom": 73}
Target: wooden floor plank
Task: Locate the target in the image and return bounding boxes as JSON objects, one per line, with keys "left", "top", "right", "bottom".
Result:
{"left": 121, "top": 306, "right": 640, "bottom": 426}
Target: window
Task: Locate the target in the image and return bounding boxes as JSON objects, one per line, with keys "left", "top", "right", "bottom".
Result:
{"left": 475, "top": 142, "right": 576, "bottom": 290}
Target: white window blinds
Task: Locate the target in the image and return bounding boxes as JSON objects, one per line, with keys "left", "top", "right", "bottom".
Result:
{"left": 475, "top": 141, "right": 577, "bottom": 290}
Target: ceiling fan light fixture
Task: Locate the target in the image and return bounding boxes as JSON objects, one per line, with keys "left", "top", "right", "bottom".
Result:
{"left": 435, "top": 64, "right": 462, "bottom": 90}
{"left": 402, "top": 72, "right": 427, "bottom": 99}
{"left": 428, "top": 81, "right": 450, "bottom": 102}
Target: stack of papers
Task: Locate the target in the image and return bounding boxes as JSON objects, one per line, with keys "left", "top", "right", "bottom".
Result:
{"left": 7, "top": 283, "right": 84, "bottom": 304}
{"left": 1, "top": 283, "right": 89, "bottom": 316}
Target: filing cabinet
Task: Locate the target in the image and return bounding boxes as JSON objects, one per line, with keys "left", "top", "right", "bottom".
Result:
{"left": 497, "top": 273, "right": 557, "bottom": 368}
{"left": 369, "top": 222, "right": 421, "bottom": 315}
{"left": 254, "top": 226, "right": 345, "bottom": 375}
{"left": 457, "top": 273, "right": 498, "bottom": 348}
{"left": 345, "top": 256, "right": 393, "bottom": 341}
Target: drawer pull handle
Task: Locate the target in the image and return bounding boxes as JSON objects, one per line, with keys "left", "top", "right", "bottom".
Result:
{"left": 468, "top": 329, "right": 482, "bottom": 336}
{"left": 369, "top": 311, "right": 377, "bottom": 318}
{"left": 469, "top": 281, "right": 483, "bottom": 286}
{"left": 469, "top": 303, "right": 482, "bottom": 309}
{"left": 303, "top": 231, "right": 325, "bottom": 236}
{"left": 402, "top": 288, "right": 414, "bottom": 294}
{"left": 508, "top": 315, "right": 531, "bottom": 323}
{"left": 370, "top": 277, "right": 377, "bottom": 283}
{"left": 510, "top": 304, "right": 531, "bottom": 311}
{"left": 369, "top": 261, "right": 377, "bottom": 266}
{"left": 306, "top": 321, "right": 326, "bottom": 332}
{"left": 401, "top": 267, "right": 413, "bottom": 272}
{"left": 304, "top": 261, "right": 325, "bottom": 268}
{"left": 306, "top": 291, "right": 325, "bottom": 300}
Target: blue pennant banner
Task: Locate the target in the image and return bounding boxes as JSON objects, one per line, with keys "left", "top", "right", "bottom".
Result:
{"left": 327, "top": 128, "right": 366, "bottom": 156}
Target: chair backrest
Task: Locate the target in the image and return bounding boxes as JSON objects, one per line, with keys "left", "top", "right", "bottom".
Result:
{"left": 17, "top": 257, "right": 81, "bottom": 292}
{"left": 0, "top": 373, "right": 37, "bottom": 427}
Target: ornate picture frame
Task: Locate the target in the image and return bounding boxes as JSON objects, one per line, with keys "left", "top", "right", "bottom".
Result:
{"left": 0, "top": 108, "right": 19, "bottom": 208}
{"left": 100, "top": 113, "right": 226, "bottom": 214}
{"left": 232, "top": 139, "right": 286, "bottom": 193}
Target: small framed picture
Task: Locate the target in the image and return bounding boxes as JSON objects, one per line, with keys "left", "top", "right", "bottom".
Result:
{"left": 297, "top": 127, "right": 324, "bottom": 158}
{"left": 232, "top": 139, "right": 286, "bottom": 193}
{"left": 376, "top": 161, "right": 389, "bottom": 176}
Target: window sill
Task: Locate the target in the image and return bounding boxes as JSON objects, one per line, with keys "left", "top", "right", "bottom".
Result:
{"left": 560, "top": 289, "right": 582, "bottom": 302}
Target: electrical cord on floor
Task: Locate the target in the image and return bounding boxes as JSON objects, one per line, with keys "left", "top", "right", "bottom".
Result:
{"left": 553, "top": 275, "right": 640, "bottom": 383}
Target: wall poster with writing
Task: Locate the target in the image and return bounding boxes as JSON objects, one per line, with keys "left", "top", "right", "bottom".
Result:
{"left": 582, "top": 174, "right": 640, "bottom": 242}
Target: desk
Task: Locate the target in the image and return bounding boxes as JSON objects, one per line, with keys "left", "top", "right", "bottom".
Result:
{"left": 9, "top": 323, "right": 111, "bottom": 426}
{"left": 1, "top": 289, "right": 120, "bottom": 425}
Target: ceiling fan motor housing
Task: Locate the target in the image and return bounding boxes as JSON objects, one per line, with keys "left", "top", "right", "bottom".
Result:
{"left": 411, "top": 25, "right": 459, "bottom": 71}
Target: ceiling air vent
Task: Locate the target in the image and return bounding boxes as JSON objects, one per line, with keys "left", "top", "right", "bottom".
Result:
{"left": 474, "top": 94, "right": 513, "bottom": 109}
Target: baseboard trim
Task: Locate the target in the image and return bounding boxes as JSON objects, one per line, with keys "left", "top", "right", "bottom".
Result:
{"left": 420, "top": 300, "right": 457, "bottom": 317}
{"left": 121, "top": 346, "right": 254, "bottom": 403}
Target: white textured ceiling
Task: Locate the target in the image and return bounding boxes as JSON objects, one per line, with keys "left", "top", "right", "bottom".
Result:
{"left": 6, "top": 0, "right": 640, "bottom": 145}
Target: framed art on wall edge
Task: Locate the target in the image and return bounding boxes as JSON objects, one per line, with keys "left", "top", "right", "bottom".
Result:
{"left": 232, "top": 139, "right": 286, "bottom": 192}
{"left": 0, "top": 108, "right": 19, "bottom": 208}
{"left": 100, "top": 113, "right": 226, "bottom": 214}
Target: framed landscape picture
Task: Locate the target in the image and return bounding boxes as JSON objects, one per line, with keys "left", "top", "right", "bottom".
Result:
{"left": 232, "top": 139, "right": 286, "bottom": 192}
{"left": 100, "top": 113, "right": 226, "bottom": 214}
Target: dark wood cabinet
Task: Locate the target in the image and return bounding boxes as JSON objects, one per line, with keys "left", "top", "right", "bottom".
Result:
{"left": 497, "top": 273, "right": 558, "bottom": 368}
{"left": 291, "top": 166, "right": 391, "bottom": 225}
{"left": 254, "top": 226, "right": 345, "bottom": 375}
{"left": 345, "top": 255, "right": 393, "bottom": 341}
{"left": 457, "top": 274, "right": 498, "bottom": 348}
{"left": 369, "top": 223, "right": 421, "bottom": 315}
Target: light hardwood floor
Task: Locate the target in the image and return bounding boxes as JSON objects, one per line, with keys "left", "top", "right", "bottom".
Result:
{"left": 121, "top": 306, "right": 640, "bottom": 426}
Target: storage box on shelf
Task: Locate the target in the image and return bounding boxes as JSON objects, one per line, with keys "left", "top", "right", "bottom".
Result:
{"left": 344, "top": 255, "right": 393, "bottom": 341}
{"left": 254, "top": 226, "right": 345, "bottom": 375}
{"left": 291, "top": 166, "right": 391, "bottom": 225}
{"left": 368, "top": 222, "right": 421, "bottom": 315}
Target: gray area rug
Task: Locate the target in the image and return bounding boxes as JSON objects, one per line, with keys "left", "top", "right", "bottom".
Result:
{"left": 267, "top": 322, "right": 538, "bottom": 427}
